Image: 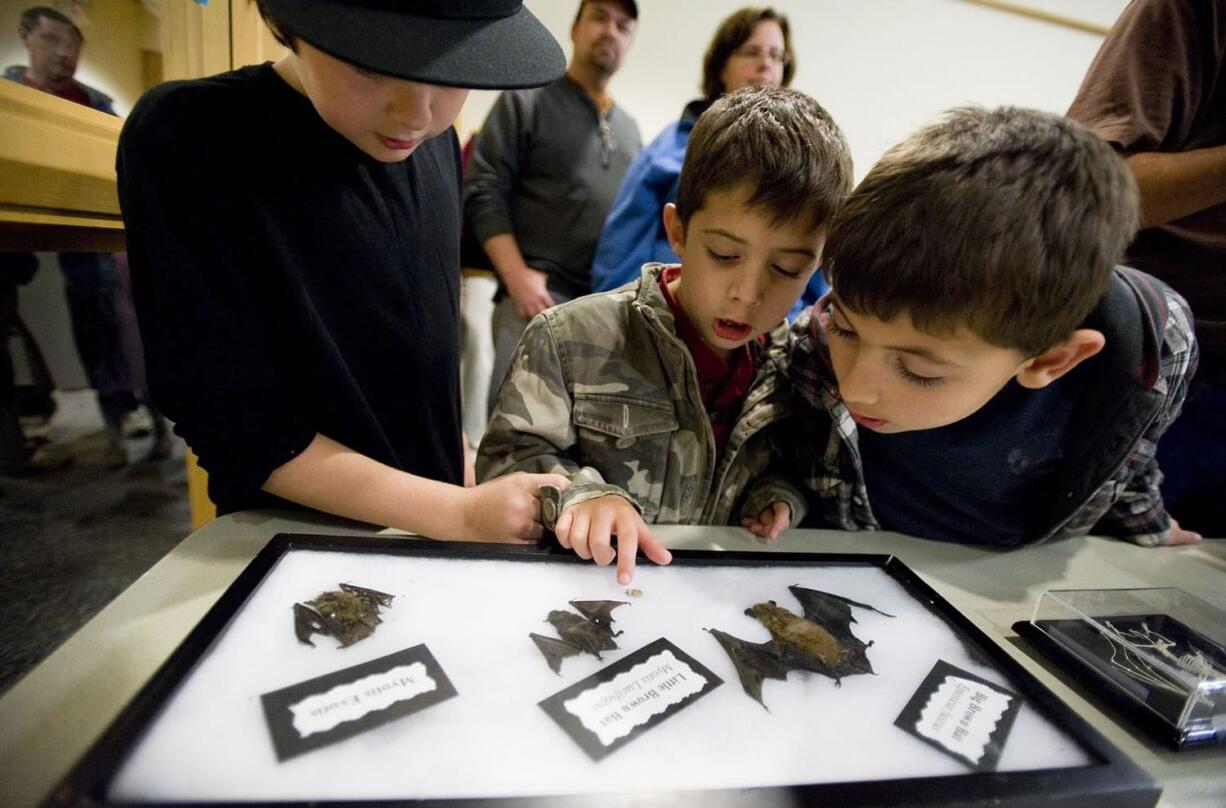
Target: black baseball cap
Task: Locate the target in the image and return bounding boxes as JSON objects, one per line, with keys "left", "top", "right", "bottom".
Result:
{"left": 260, "top": 0, "right": 566, "bottom": 89}
{"left": 578, "top": 0, "right": 639, "bottom": 19}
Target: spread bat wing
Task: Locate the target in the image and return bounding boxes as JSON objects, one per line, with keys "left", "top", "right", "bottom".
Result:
{"left": 788, "top": 585, "right": 894, "bottom": 633}
{"left": 707, "top": 628, "right": 793, "bottom": 710}
{"left": 339, "top": 582, "right": 395, "bottom": 607}
{"left": 787, "top": 586, "right": 893, "bottom": 676}
{"left": 530, "top": 632, "right": 583, "bottom": 675}
{"left": 569, "top": 599, "right": 628, "bottom": 635}
{"left": 293, "top": 602, "right": 326, "bottom": 646}
{"left": 546, "top": 610, "right": 618, "bottom": 658}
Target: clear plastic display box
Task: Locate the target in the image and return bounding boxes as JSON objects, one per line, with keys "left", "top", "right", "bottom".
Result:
{"left": 1014, "top": 587, "right": 1226, "bottom": 749}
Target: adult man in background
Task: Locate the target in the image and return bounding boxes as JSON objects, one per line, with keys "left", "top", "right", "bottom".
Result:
{"left": 464, "top": 0, "right": 642, "bottom": 414}
{"left": 5, "top": 6, "right": 166, "bottom": 468}
{"left": 1068, "top": 0, "right": 1225, "bottom": 536}
{"left": 6, "top": 5, "right": 111, "bottom": 110}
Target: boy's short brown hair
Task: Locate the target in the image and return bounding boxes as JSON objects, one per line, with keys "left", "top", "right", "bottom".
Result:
{"left": 701, "top": 7, "right": 794, "bottom": 102}
{"left": 675, "top": 86, "right": 852, "bottom": 235}
{"left": 825, "top": 106, "right": 1138, "bottom": 357}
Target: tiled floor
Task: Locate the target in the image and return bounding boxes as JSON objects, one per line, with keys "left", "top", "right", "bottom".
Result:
{"left": 0, "top": 390, "right": 191, "bottom": 695}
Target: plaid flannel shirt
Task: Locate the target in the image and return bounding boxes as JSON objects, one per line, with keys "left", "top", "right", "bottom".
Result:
{"left": 777, "top": 266, "right": 1198, "bottom": 546}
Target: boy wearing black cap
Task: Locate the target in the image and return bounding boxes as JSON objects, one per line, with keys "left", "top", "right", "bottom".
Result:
{"left": 117, "top": 0, "right": 569, "bottom": 541}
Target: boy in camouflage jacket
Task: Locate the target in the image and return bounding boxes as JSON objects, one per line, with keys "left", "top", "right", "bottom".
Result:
{"left": 478, "top": 87, "right": 853, "bottom": 583}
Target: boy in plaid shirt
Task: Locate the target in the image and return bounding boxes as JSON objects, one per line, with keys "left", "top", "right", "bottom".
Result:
{"left": 782, "top": 106, "right": 1200, "bottom": 547}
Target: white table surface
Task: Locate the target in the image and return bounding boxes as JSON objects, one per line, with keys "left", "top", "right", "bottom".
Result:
{"left": 1, "top": 511, "right": 1223, "bottom": 807}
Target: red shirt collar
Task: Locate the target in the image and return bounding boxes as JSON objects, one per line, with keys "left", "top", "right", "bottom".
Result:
{"left": 657, "top": 266, "right": 758, "bottom": 449}
{"left": 18, "top": 71, "right": 89, "bottom": 106}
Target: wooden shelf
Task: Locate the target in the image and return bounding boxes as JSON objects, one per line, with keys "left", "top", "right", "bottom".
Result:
{"left": 0, "top": 208, "right": 125, "bottom": 252}
{"left": 0, "top": 80, "right": 123, "bottom": 248}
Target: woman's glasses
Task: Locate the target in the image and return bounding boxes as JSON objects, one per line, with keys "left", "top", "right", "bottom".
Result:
{"left": 732, "top": 45, "right": 789, "bottom": 66}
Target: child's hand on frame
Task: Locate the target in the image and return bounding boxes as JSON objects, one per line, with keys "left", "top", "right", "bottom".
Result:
{"left": 741, "top": 501, "right": 792, "bottom": 541}
{"left": 1159, "top": 517, "right": 1203, "bottom": 546}
{"left": 459, "top": 472, "right": 571, "bottom": 543}
{"left": 553, "top": 494, "right": 673, "bottom": 584}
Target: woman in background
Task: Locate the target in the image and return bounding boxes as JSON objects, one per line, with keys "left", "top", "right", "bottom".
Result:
{"left": 591, "top": 6, "right": 825, "bottom": 316}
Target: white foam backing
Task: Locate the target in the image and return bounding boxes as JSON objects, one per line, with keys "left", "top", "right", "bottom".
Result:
{"left": 109, "top": 550, "right": 1092, "bottom": 800}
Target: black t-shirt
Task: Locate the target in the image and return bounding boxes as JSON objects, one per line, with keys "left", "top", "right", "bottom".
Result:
{"left": 118, "top": 63, "right": 463, "bottom": 513}
{"left": 859, "top": 378, "right": 1078, "bottom": 546}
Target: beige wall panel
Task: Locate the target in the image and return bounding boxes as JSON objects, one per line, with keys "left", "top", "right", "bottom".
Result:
{"left": 161, "top": 0, "right": 230, "bottom": 82}
{"left": 230, "top": 0, "right": 287, "bottom": 68}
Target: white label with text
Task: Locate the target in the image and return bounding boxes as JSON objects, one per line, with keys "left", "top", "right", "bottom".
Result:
{"left": 289, "top": 662, "right": 437, "bottom": 738}
{"left": 916, "top": 674, "right": 1013, "bottom": 764}
{"left": 563, "top": 650, "right": 707, "bottom": 746}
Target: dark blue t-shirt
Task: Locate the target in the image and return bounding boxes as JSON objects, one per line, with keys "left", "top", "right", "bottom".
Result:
{"left": 858, "top": 378, "right": 1078, "bottom": 544}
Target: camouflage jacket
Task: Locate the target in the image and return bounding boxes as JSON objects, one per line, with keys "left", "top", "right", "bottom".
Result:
{"left": 477, "top": 263, "right": 808, "bottom": 527}
{"left": 780, "top": 266, "right": 1198, "bottom": 546}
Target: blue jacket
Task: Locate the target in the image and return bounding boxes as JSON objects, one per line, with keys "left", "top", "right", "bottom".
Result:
{"left": 591, "top": 98, "right": 827, "bottom": 318}
{"left": 591, "top": 100, "right": 704, "bottom": 294}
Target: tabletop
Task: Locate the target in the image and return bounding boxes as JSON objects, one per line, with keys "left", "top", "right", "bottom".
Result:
{"left": 0, "top": 511, "right": 1222, "bottom": 807}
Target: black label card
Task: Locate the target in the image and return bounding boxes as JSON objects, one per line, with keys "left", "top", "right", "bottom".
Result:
{"left": 261, "top": 644, "right": 457, "bottom": 761}
{"left": 539, "top": 637, "right": 722, "bottom": 761}
{"left": 894, "top": 659, "right": 1021, "bottom": 771}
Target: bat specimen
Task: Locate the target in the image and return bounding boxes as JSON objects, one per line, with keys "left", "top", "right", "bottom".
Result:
{"left": 293, "top": 583, "right": 394, "bottom": 648}
{"left": 530, "top": 600, "right": 628, "bottom": 674}
{"left": 788, "top": 584, "right": 895, "bottom": 676}
{"left": 747, "top": 602, "right": 854, "bottom": 675}
{"left": 568, "top": 599, "right": 626, "bottom": 636}
{"left": 708, "top": 585, "right": 893, "bottom": 709}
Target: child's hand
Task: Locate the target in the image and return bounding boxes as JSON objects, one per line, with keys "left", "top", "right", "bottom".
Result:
{"left": 1159, "top": 518, "right": 1203, "bottom": 546}
{"left": 460, "top": 472, "right": 570, "bottom": 543}
{"left": 741, "top": 501, "right": 792, "bottom": 541}
{"left": 553, "top": 495, "right": 673, "bottom": 585}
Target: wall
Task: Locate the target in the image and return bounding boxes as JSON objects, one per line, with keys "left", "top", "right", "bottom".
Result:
{"left": 15, "top": 255, "right": 86, "bottom": 390}
{"left": 461, "top": 0, "right": 1129, "bottom": 180}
